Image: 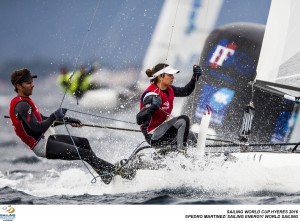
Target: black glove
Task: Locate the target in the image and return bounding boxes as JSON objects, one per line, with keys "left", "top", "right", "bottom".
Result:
{"left": 52, "top": 108, "right": 67, "bottom": 119}
{"left": 152, "top": 95, "right": 162, "bottom": 109}
{"left": 193, "top": 65, "right": 202, "bottom": 81}
{"left": 64, "top": 117, "right": 82, "bottom": 124}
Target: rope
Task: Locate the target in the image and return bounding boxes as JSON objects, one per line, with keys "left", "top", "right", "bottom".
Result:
{"left": 62, "top": 120, "right": 98, "bottom": 183}
{"left": 67, "top": 108, "right": 136, "bottom": 124}
{"left": 57, "top": 0, "right": 103, "bottom": 183}
{"left": 155, "top": 0, "right": 180, "bottom": 97}
{"left": 190, "top": 0, "right": 210, "bottom": 119}
{"left": 206, "top": 142, "right": 299, "bottom": 148}
{"left": 59, "top": 0, "right": 101, "bottom": 109}
{"left": 165, "top": 0, "right": 181, "bottom": 63}
{"left": 59, "top": 121, "right": 140, "bottom": 132}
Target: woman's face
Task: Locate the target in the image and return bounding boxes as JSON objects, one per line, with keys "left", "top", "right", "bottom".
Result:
{"left": 158, "top": 73, "right": 174, "bottom": 87}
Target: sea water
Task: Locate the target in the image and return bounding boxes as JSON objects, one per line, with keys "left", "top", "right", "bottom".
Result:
{"left": 1, "top": 78, "right": 300, "bottom": 205}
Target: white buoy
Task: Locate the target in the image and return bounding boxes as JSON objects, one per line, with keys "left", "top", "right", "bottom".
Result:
{"left": 196, "top": 105, "right": 212, "bottom": 157}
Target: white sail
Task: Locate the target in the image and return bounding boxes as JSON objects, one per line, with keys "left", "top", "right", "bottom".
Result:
{"left": 256, "top": 0, "right": 300, "bottom": 142}
{"left": 256, "top": 0, "right": 300, "bottom": 93}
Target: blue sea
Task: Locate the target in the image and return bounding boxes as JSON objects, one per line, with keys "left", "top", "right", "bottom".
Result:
{"left": 1, "top": 77, "right": 300, "bottom": 206}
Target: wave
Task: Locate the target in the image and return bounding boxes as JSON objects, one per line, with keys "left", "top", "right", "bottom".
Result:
{"left": 11, "top": 156, "right": 41, "bottom": 164}
{"left": 0, "top": 153, "right": 300, "bottom": 205}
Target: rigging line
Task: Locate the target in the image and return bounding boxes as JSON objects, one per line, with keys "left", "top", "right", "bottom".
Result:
{"left": 57, "top": 0, "right": 102, "bottom": 183}
{"left": 165, "top": 0, "right": 181, "bottom": 63}
{"left": 206, "top": 142, "right": 299, "bottom": 148}
{"left": 156, "top": 0, "right": 180, "bottom": 97}
{"left": 155, "top": 0, "right": 181, "bottom": 97}
{"left": 62, "top": 121, "right": 98, "bottom": 183}
{"left": 59, "top": 0, "right": 101, "bottom": 109}
{"left": 197, "top": 0, "right": 210, "bottom": 65}
{"left": 67, "top": 108, "right": 136, "bottom": 124}
{"left": 58, "top": 121, "right": 140, "bottom": 132}
{"left": 189, "top": 130, "right": 237, "bottom": 144}
{"left": 191, "top": 0, "right": 210, "bottom": 116}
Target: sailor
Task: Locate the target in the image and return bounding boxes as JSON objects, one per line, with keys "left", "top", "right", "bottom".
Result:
{"left": 57, "top": 66, "right": 71, "bottom": 92}
{"left": 136, "top": 63, "right": 202, "bottom": 151}
{"left": 57, "top": 65, "right": 98, "bottom": 99}
{"left": 10, "top": 68, "right": 133, "bottom": 184}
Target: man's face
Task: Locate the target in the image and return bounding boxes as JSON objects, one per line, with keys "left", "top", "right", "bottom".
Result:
{"left": 18, "top": 79, "right": 34, "bottom": 96}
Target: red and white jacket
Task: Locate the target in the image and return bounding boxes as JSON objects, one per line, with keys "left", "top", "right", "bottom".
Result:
{"left": 140, "top": 84, "right": 174, "bottom": 133}
{"left": 9, "top": 97, "right": 43, "bottom": 149}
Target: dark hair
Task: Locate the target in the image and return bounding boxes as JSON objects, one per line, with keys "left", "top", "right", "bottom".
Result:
{"left": 11, "top": 68, "right": 32, "bottom": 92}
{"left": 145, "top": 63, "right": 169, "bottom": 83}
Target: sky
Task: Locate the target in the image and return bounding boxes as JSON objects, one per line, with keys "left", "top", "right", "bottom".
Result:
{"left": 0, "top": 0, "right": 271, "bottom": 80}
{"left": 0, "top": 0, "right": 163, "bottom": 78}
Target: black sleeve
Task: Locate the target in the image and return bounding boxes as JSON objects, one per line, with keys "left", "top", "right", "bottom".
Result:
{"left": 15, "top": 101, "right": 56, "bottom": 134}
{"left": 136, "top": 94, "right": 158, "bottom": 125}
{"left": 172, "top": 78, "right": 196, "bottom": 97}
{"left": 41, "top": 114, "right": 48, "bottom": 120}
{"left": 136, "top": 106, "right": 157, "bottom": 125}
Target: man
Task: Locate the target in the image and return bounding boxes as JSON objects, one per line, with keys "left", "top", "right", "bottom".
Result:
{"left": 9, "top": 68, "right": 133, "bottom": 184}
{"left": 57, "top": 65, "right": 99, "bottom": 99}
{"left": 136, "top": 63, "right": 202, "bottom": 152}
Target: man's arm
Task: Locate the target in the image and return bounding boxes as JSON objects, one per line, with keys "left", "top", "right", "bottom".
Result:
{"left": 15, "top": 101, "right": 56, "bottom": 133}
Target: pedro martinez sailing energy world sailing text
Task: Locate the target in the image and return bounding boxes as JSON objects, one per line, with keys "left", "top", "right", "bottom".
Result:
{"left": 185, "top": 209, "right": 298, "bottom": 219}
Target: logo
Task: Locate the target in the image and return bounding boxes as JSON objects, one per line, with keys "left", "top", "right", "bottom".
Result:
{"left": 1, "top": 206, "right": 15, "bottom": 214}
{"left": 206, "top": 39, "right": 257, "bottom": 77}
{"left": 162, "top": 101, "right": 169, "bottom": 110}
{"left": 209, "top": 40, "right": 237, "bottom": 68}
{"left": 163, "top": 101, "right": 169, "bottom": 107}
{"left": 1, "top": 205, "right": 16, "bottom": 221}
{"left": 195, "top": 85, "right": 235, "bottom": 124}
{"left": 213, "top": 89, "right": 233, "bottom": 106}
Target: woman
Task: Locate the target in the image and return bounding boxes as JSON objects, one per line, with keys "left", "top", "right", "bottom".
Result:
{"left": 136, "top": 63, "right": 202, "bottom": 150}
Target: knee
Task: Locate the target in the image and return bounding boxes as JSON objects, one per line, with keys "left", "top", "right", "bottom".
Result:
{"left": 178, "top": 115, "right": 190, "bottom": 126}
{"left": 79, "top": 137, "right": 91, "bottom": 149}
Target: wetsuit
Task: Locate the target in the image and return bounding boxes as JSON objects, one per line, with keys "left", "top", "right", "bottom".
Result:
{"left": 9, "top": 97, "right": 115, "bottom": 175}
{"left": 136, "top": 78, "right": 196, "bottom": 148}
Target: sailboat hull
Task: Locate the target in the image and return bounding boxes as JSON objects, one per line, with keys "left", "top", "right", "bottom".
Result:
{"left": 230, "top": 152, "right": 300, "bottom": 168}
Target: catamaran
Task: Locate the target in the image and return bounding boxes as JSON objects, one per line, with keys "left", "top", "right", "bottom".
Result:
{"left": 114, "top": 0, "right": 300, "bottom": 176}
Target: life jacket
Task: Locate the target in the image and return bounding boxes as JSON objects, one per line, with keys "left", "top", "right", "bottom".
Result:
{"left": 57, "top": 71, "right": 91, "bottom": 96}
{"left": 57, "top": 72, "right": 70, "bottom": 91}
{"left": 9, "top": 97, "right": 43, "bottom": 149}
{"left": 140, "top": 84, "right": 174, "bottom": 132}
